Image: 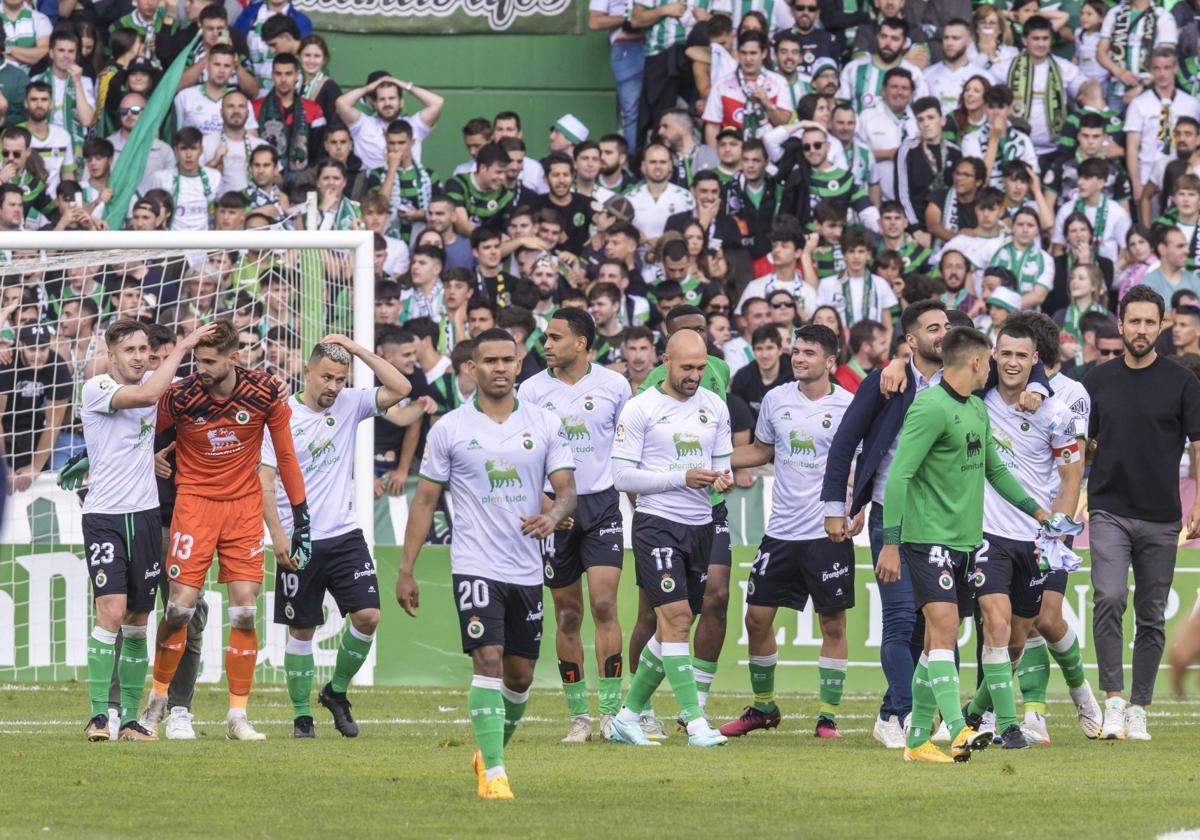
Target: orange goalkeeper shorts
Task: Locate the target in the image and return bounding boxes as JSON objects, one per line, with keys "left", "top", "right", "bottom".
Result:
{"left": 167, "top": 494, "right": 267, "bottom": 589}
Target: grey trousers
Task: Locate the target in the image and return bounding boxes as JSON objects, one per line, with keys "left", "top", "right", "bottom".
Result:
{"left": 108, "top": 527, "right": 208, "bottom": 711}
{"left": 1089, "top": 510, "right": 1180, "bottom": 706}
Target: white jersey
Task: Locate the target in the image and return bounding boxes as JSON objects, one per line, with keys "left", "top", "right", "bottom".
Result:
{"left": 144, "top": 167, "right": 222, "bottom": 231}
{"left": 29, "top": 124, "right": 74, "bottom": 193}
{"left": 816, "top": 273, "right": 898, "bottom": 326}
{"left": 756, "top": 382, "right": 852, "bottom": 541}
{"left": 982, "top": 389, "right": 1081, "bottom": 541}
{"left": 420, "top": 398, "right": 574, "bottom": 586}
{"left": 201, "top": 132, "right": 268, "bottom": 193}
{"left": 925, "top": 61, "right": 977, "bottom": 115}
{"left": 611, "top": 386, "right": 732, "bottom": 525}
{"left": 261, "top": 388, "right": 381, "bottom": 540}
{"left": 174, "top": 86, "right": 260, "bottom": 135}
{"left": 737, "top": 272, "right": 818, "bottom": 317}
{"left": 80, "top": 373, "right": 159, "bottom": 515}
{"left": 349, "top": 111, "right": 433, "bottom": 170}
{"left": 518, "top": 364, "right": 630, "bottom": 495}
{"left": 1049, "top": 372, "right": 1090, "bottom": 438}
{"left": 626, "top": 181, "right": 695, "bottom": 240}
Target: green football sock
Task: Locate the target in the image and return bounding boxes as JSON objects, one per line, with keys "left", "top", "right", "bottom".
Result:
{"left": 817, "top": 656, "right": 848, "bottom": 721}
{"left": 501, "top": 685, "right": 529, "bottom": 746}
{"left": 598, "top": 677, "right": 623, "bottom": 716}
{"left": 117, "top": 626, "right": 149, "bottom": 726}
{"left": 981, "top": 646, "right": 1018, "bottom": 729}
{"left": 1016, "top": 638, "right": 1050, "bottom": 715}
{"left": 284, "top": 637, "right": 314, "bottom": 718}
{"left": 748, "top": 652, "right": 778, "bottom": 713}
{"left": 88, "top": 626, "right": 117, "bottom": 718}
{"left": 558, "top": 659, "right": 589, "bottom": 717}
{"left": 967, "top": 675, "right": 992, "bottom": 717}
{"left": 927, "top": 650, "right": 966, "bottom": 741}
{"left": 906, "top": 657, "right": 939, "bottom": 749}
{"left": 468, "top": 676, "right": 506, "bottom": 770}
{"left": 692, "top": 657, "right": 718, "bottom": 709}
{"left": 622, "top": 639, "right": 665, "bottom": 714}
{"left": 662, "top": 642, "right": 703, "bottom": 725}
{"left": 1048, "top": 628, "right": 1086, "bottom": 690}
{"left": 330, "top": 625, "right": 373, "bottom": 694}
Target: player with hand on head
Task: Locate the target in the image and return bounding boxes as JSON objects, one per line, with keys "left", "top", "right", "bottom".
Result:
{"left": 961, "top": 320, "right": 1087, "bottom": 750}
{"left": 260, "top": 335, "right": 412, "bottom": 739}
{"left": 141, "top": 320, "right": 310, "bottom": 742}
{"left": 719, "top": 325, "right": 858, "bottom": 740}
{"left": 397, "top": 329, "right": 577, "bottom": 801}
{"left": 518, "top": 308, "right": 631, "bottom": 743}
{"left": 80, "top": 320, "right": 217, "bottom": 742}
{"left": 606, "top": 329, "right": 734, "bottom": 749}
{"left": 879, "top": 326, "right": 1053, "bottom": 763}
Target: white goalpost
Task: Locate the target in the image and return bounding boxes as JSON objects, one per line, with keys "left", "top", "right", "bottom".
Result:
{"left": 0, "top": 230, "right": 377, "bottom": 684}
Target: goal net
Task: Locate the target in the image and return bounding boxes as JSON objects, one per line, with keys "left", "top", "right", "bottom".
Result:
{"left": 0, "top": 230, "right": 376, "bottom": 689}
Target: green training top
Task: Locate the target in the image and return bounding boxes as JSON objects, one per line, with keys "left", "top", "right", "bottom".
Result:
{"left": 882, "top": 381, "right": 1038, "bottom": 551}
{"left": 637, "top": 354, "right": 730, "bottom": 401}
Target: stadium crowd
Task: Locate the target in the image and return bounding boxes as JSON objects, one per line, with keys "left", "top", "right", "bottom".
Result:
{"left": 5, "top": 0, "right": 1200, "bottom": 765}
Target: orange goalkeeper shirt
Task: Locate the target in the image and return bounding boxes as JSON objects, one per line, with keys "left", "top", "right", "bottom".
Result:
{"left": 157, "top": 367, "right": 306, "bottom": 504}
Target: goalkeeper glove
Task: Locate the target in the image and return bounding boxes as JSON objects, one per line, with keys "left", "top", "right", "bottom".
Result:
{"left": 1040, "top": 512, "right": 1084, "bottom": 539}
{"left": 290, "top": 501, "right": 313, "bottom": 570}
{"left": 57, "top": 453, "right": 89, "bottom": 490}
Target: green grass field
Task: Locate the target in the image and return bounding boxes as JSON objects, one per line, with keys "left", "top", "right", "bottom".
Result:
{"left": 3, "top": 684, "right": 1200, "bottom": 839}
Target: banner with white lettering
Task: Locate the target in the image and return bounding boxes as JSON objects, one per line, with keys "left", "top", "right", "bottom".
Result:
{"left": 294, "top": 0, "right": 585, "bottom": 35}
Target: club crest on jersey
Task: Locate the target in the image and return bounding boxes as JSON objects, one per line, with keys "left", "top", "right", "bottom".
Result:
{"left": 236, "top": 409, "right": 250, "bottom": 424}
{"left": 972, "top": 570, "right": 986, "bottom": 588}
{"left": 938, "top": 572, "right": 954, "bottom": 590}
{"left": 822, "top": 414, "right": 832, "bottom": 428}
{"left": 1020, "top": 421, "right": 1031, "bottom": 432}
{"left": 522, "top": 433, "right": 535, "bottom": 450}
{"left": 747, "top": 579, "right": 756, "bottom": 596}
{"left": 94, "top": 571, "right": 107, "bottom": 588}
{"left": 583, "top": 397, "right": 595, "bottom": 411}
{"left": 325, "top": 415, "right": 336, "bottom": 427}
{"left": 467, "top": 616, "right": 485, "bottom": 639}
{"left": 544, "top": 563, "right": 554, "bottom": 580}
{"left": 168, "top": 563, "right": 180, "bottom": 579}
{"left": 698, "top": 407, "right": 709, "bottom": 424}
{"left": 660, "top": 575, "right": 676, "bottom": 593}
{"left": 284, "top": 602, "right": 295, "bottom": 620}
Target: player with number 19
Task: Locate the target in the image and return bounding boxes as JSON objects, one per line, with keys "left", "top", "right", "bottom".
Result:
{"left": 260, "top": 336, "right": 412, "bottom": 739}
{"left": 718, "top": 325, "right": 858, "bottom": 740}
{"left": 79, "top": 320, "right": 217, "bottom": 742}
{"left": 397, "top": 329, "right": 577, "bottom": 801}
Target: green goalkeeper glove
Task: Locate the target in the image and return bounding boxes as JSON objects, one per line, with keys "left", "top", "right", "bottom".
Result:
{"left": 57, "top": 453, "right": 89, "bottom": 490}
{"left": 290, "top": 501, "right": 313, "bottom": 570}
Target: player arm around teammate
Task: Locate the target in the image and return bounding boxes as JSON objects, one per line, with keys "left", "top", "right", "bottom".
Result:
{"left": 260, "top": 337, "right": 411, "bottom": 738}
{"left": 397, "top": 329, "right": 576, "bottom": 800}
{"left": 80, "top": 320, "right": 216, "bottom": 742}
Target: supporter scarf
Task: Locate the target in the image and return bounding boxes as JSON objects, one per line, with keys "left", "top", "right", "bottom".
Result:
{"left": 258, "top": 91, "right": 309, "bottom": 170}
{"left": 172, "top": 168, "right": 215, "bottom": 224}
{"left": 735, "top": 68, "right": 767, "bottom": 139}
{"left": 1074, "top": 195, "right": 1108, "bottom": 248}
{"left": 318, "top": 196, "right": 360, "bottom": 230}
{"left": 386, "top": 164, "right": 434, "bottom": 238}
{"left": 993, "top": 242, "right": 1046, "bottom": 291}
{"left": 1109, "top": 2, "right": 1157, "bottom": 74}
{"left": 1062, "top": 299, "right": 1107, "bottom": 344}
{"left": 32, "top": 71, "right": 83, "bottom": 155}
{"left": 303, "top": 70, "right": 326, "bottom": 100}
{"left": 1009, "top": 54, "right": 1066, "bottom": 135}
{"left": 841, "top": 272, "right": 873, "bottom": 324}
{"left": 942, "top": 288, "right": 970, "bottom": 312}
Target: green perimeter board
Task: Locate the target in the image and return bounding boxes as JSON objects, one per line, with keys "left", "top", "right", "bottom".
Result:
{"left": 5, "top": 544, "right": 1200, "bottom": 697}
{"left": 322, "top": 30, "right": 618, "bottom": 180}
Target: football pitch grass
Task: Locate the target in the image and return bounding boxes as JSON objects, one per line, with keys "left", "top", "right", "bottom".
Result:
{"left": 3, "top": 685, "right": 1200, "bottom": 839}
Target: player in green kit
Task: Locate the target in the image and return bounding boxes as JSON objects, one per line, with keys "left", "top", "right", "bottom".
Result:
{"left": 878, "top": 327, "right": 1057, "bottom": 763}
{"left": 632, "top": 304, "right": 731, "bottom": 736}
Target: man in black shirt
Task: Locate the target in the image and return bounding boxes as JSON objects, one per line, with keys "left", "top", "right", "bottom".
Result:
{"left": 532, "top": 152, "right": 593, "bottom": 255}
{"left": 785, "top": 1, "right": 840, "bottom": 77}
{"left": 1084, "top": 285, "right": 1200, "bottom": 741}
{"left": 0, "top": 324, "right": 72, "bottom": 490}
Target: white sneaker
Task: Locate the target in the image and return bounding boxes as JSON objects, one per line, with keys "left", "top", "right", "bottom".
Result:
{"left": 980, "top": 710, "right": 999, "bottom": 742}
{"left": 1070, "top": 680, "right": 1103, "bottom": 740}
{"left": 562, "top": 714, "right": 592, "bottom": 743}
{"left": 639, "top": 711, "right": 668, "bottom": 741}
{"left": 165, "top": 707, "right": 196, "bottom": 740}
{"left": 599, "top": 714, "right": 616, "bottom": 742}
{"left": 1101, "top": 697, "right": 1127, "bottom": 740}
{"left": 1021, "top": 711, "right": 1050, "bottom": 745}
{"left": 226, "top": 713, "right": 267, "bottom": 741}
{"left": 1124, "top": 705, "right": 1151, "bottom": 741}
{"left": 931, "top": 720, "right": 951, "bottom": 743}
{"left": 107, "top": 708, "right": 119, "bottom": 742}
{"left": 872, "top": 714, "right": 906, "bottom": 749}
{"left": 138, "top": 692, "right": 168, "bottom": 734}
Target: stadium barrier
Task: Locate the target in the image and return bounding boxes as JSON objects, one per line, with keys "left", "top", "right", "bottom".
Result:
{"left": 5, "top": 476, "right": 1200, "bottom": 693}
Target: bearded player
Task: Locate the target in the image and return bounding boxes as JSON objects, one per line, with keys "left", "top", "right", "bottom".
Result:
{"left": 141, "top": 320, "right": 311, "bottom": 741}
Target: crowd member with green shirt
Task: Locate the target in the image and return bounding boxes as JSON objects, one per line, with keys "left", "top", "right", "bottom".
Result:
{"left": 878, "top": 325, "right": 1054, "bottom": 764}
